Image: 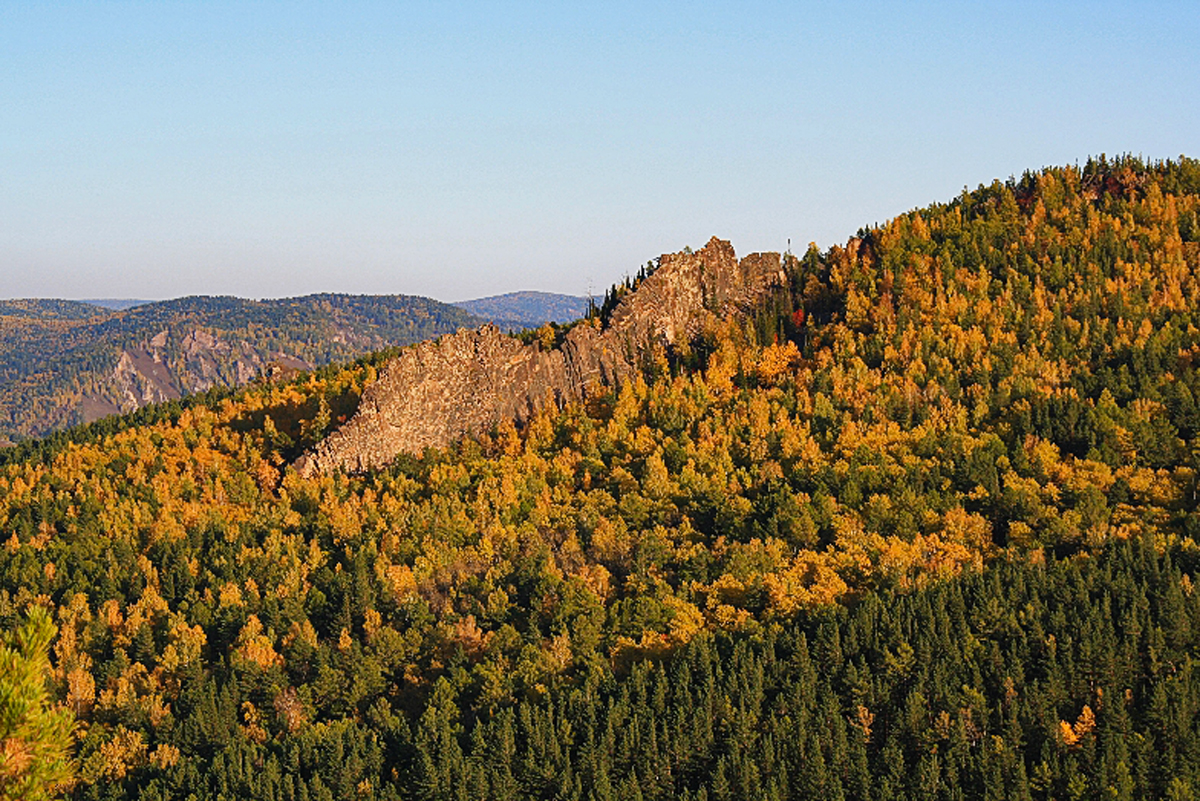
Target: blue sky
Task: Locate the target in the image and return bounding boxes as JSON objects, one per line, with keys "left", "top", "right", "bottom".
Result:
{"left": 2, "top": 2, "right": 1197, "bottom": 302}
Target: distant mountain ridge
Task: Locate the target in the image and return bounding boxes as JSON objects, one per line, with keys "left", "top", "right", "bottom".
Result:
{"left": 453, "top": 290, "right": 590, "bottom": 327}
{"left": 0, "top": 288, "right": 601, "bottom": 445}
{"left": 0, "top": 293, "right": 481, "bottom": 444}
{"left": 0, "top": 299, "right": 108, "bottom": 320}
{"left": 83, "top": 298, "right": 154, "bottom": 311}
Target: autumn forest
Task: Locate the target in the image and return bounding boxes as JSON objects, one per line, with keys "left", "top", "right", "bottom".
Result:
{"left": 4, "top": 155, "right": 1200, "bottom": 800}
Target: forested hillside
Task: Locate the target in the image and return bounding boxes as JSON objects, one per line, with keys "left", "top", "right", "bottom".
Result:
{"left": 3, "top": 155, "right": 1200, "bottom": 800}
{"left": 0, "top": 294, "right": 480, "bottom": 445}
{"left": 0, "top": 300, "right": 108, "bottom": 321}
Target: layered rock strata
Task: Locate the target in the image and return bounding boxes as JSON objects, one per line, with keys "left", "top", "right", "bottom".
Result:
{"left": 296, "top": 238, "right": 784, "bottom": 475}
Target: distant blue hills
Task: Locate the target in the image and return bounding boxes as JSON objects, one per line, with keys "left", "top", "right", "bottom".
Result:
{"left": 452, "top": 291, "right": 591, "bottom": 328}
{"left": 84, "top": 299, "right": 155, "bottom": 311}
{"left": 75, "top": 291, "right": 593, "bottom": 326}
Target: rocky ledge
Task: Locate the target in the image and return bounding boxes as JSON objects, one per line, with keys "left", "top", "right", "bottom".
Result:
{"left": 295, "top": 238, "right": 784, "bottom": 475}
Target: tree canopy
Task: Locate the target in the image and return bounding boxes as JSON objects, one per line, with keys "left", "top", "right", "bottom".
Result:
{"left": 2, "top": 155, "right": 1200, "bottom": 798}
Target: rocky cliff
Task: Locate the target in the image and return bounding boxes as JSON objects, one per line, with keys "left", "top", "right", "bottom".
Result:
{"left": 88, "top": 334, "right": 315, "bottom": 422}
{"left": 296, "top": 238, "right": 785, "bottom": 475}
{"left": 0, "top": 293, "right": 480, "bottom": 445}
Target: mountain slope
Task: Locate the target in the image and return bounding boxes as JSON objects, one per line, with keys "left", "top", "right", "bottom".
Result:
{"left": 1, "top": 155, "right": 1200, "bottom": 799}
{"left": 0, "top": 293, "right": 481, "bottom": 444}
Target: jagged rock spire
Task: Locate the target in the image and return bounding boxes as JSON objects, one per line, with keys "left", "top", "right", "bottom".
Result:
{"left": 295, "top": 238, "right": 784, "bottom": 475}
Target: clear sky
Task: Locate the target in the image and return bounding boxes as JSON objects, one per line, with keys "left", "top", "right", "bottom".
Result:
{"left": 2, "top": 2, "right": 1198, "bottom": 303}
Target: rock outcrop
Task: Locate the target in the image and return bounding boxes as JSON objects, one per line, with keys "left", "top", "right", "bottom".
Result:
{"left": 296, "top": 238, "right": 785, "bottom": 475}
{"left": 83, "top": 333, "right": 316, "bottom": 425}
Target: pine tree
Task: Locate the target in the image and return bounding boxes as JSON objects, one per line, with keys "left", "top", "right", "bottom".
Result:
{"left": 0, "top": 607, "right": 75, "bottom": 801}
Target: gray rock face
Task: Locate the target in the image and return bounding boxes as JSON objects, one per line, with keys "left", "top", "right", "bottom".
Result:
{"left": 296, "top": 238, "right": 785, "bottom": 475}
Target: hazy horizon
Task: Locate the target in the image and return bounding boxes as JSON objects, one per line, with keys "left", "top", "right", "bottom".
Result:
{"left": 0, "top": 289, "right": 596, "bottom": 306}
{"left": 4, "top": 2, "right": 1198, "bottom": 302}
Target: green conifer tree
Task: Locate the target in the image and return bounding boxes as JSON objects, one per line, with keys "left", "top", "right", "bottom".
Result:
{"left": 0, "top": 607, "right": 75, "bottom": 801}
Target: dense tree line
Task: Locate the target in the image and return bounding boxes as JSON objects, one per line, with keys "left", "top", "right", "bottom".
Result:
{"left": 17, "top": 539, "right": 1198, "bottom": 800}
{"left": 399, "top": 538, "right": 1200, "bottom": 801}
